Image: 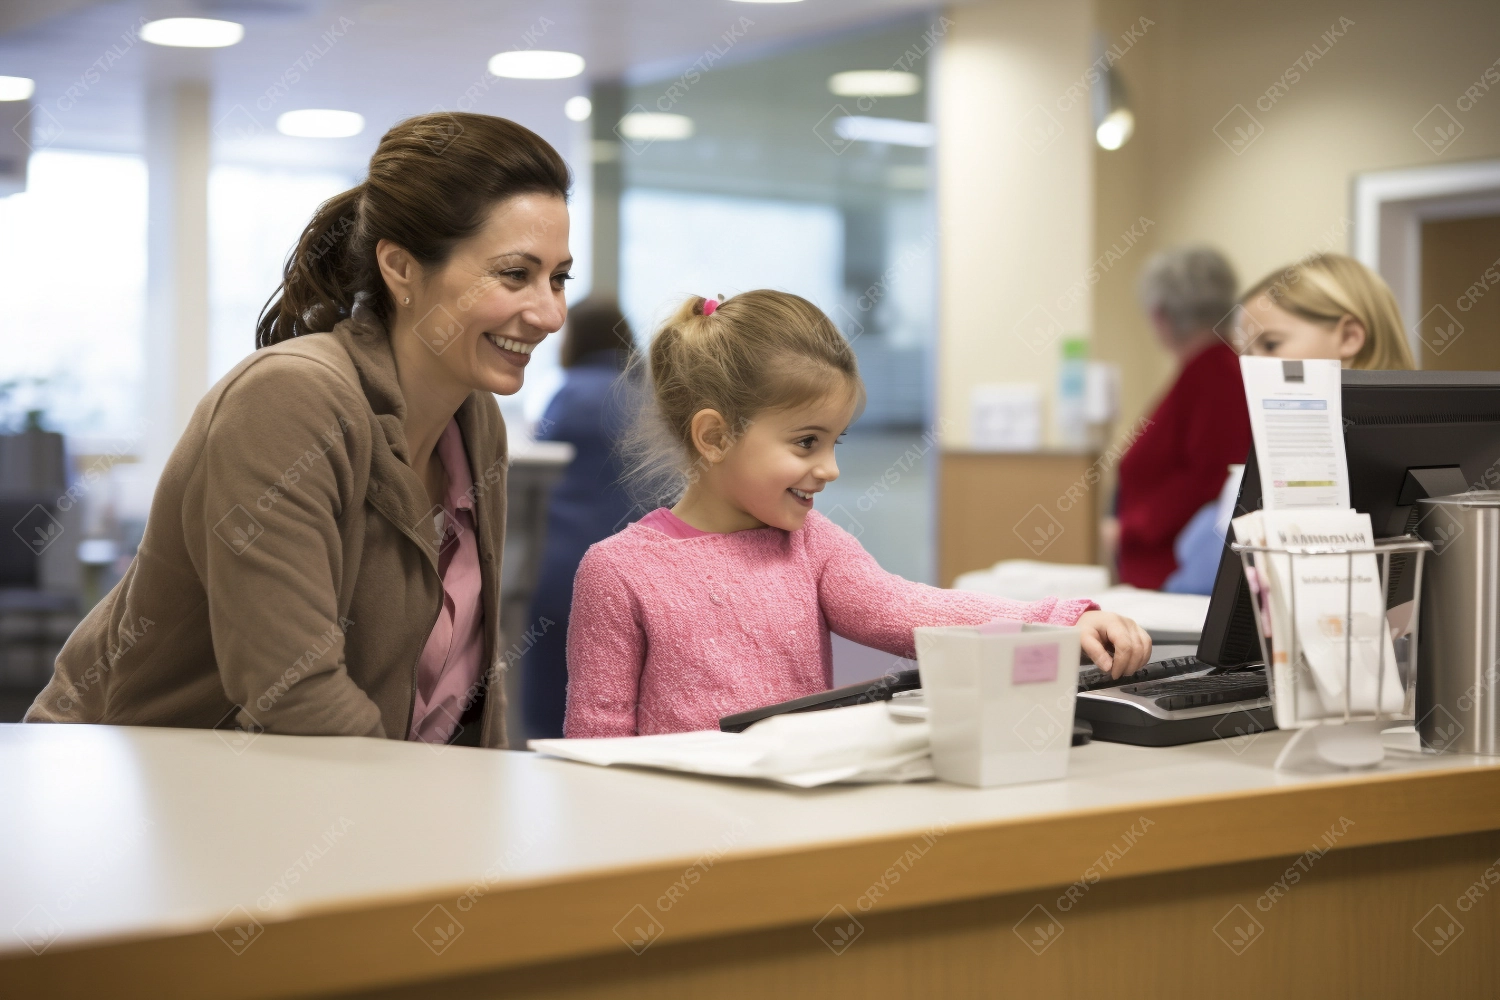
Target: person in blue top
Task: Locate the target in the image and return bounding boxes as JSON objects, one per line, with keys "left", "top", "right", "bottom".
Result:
{"left": 522, "top": 298, "right": 639, "bottom": 739}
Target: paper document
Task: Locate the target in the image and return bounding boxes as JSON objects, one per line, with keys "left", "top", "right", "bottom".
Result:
{"left": 1089, "top": 586, "right": 1210, "bottom": 637}
{"left": 1232, "top": 509, "right": 1403, "bottom": 727}
{"left": 529, "top": 701, "right": 934, "bottom": 788}
{"left": 1240, "top": 357, "right": 1349, "bottom": 510}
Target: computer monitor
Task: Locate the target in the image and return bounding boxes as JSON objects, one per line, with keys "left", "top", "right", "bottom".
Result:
{"left": 1197, "top": 368, "right": 1500, "bottom": 668}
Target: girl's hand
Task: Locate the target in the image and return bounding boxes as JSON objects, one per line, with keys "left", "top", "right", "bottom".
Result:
{"left": 1076, "top": 610, "right": 1152, "bottom": 679}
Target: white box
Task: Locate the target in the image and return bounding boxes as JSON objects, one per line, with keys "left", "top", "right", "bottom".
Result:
{"left": 914, "top": 621, "right": 1081, "bottom": 787}
{"left": 970, "top": 383, "right": 1042, "bottom": 451}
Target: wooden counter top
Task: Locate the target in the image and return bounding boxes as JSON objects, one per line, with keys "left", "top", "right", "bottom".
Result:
{"left": 3, "top": 723, "right": 1498, "bottom": 998}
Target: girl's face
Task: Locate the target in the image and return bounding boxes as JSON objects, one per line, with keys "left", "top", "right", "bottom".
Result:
{"left": 1240, "top": 292, "right": 1365, "bottom": 364}
{"left": 712, "top": 387, "right": 858, "bottom": 532}
{"left": 384, "top": 192, "right": 572, "bottom": 396}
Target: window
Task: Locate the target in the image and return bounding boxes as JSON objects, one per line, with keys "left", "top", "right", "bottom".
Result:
{"left": 0, "top": 150, "right": 146, "bottom": 445}
{"left": 208, "top": 165, "right": 354, "bottom": 382}
{"left": 620, "top": 188, "right": 843, "bottom": 336}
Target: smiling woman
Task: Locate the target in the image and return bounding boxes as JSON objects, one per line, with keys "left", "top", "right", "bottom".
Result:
{"left": 27, "top": 113, "right": 573, "bottom": 749}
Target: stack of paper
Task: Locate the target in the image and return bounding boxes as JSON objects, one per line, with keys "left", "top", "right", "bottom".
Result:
{"left": 1234, "top": 357, "right": 1406, "bottom": 728}
{"left": 529, "top": 701, "right": 934, "bottom": 788}
{"left": 1088, "top": 586, "right": 1211, "bottom": 638}
{"left": 1233, "top": 502, "right": 1403, "bottom": 726}
{"left": 952, "top": 561, "right": 1111, "bottom": 602}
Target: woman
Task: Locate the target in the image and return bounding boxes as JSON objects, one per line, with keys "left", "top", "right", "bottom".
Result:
{"left": 522, "top": 298, "right": 638, "bottom": 740}
{"left": 1163, "top": 252, "right": 1414, "bottom": 593}
{"left": 26, "top": 113, "right": 573, "bottom": 748}
{"left": 1112, "top": 245, "right": 1252, "bottom": 590}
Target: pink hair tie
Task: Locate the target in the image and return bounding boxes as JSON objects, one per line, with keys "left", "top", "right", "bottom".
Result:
{"left": 702, "top": 297, "right": 718, "bottom": 316}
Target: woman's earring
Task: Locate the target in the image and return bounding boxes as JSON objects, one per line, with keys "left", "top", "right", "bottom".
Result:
{"left": 403, "top": 296, "right": 410, "bottom": 306}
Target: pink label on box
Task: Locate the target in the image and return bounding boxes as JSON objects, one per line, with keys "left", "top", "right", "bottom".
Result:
{"left": 1013, "top": 643, "right": 1059, "bottom": 684}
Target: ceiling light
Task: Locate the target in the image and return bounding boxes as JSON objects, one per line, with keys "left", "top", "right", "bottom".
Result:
{"left": 0, "top": 76, "right": 35, "bottom": 101}
{"left": 1095, "top": 109, "right": 1134, "bottom": 151}
{"left": 1090, "top": 34, "right": 1134, "bottom": 151}
{"left": 617, "top": 112, "right": 693, "bottom": 141}
{"left": 276, "top": 109, "right": 365, "bottom": 138}
{"left": 488, "top": 50, "right": 585, "bottom": 80}
{"left": 564, "top": 96, "right": 592, "bottom": 122}
{"left": 140, "top": 17, "right": 244, "bottom": 48}
{"left": 828, "top": 71, "right": 920, "bottom": 97}
{"left": 729, "top": 0, "right": 805, "bottom": 4}
{"left": 833, "top": 116, "right": 934, "bottom": 147}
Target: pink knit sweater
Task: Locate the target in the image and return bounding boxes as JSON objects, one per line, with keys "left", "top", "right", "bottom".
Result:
{"left": 563, "top": 509, "right": 1098, "bottom": 737}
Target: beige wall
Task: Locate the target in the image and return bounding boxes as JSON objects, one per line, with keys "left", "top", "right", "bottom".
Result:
{"left": 1091, "top": 0, "right": 1500, "bottom": 435}
{"left": 938, "top": 0, "right": 1500, "bottom": 454}
{"left": 934, "top": 0, "right": 1096, "bottom": 448}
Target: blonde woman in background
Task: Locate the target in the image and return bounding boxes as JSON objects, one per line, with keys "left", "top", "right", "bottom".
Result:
{"left": 1165, "top": 253, "right": 1414, "bottom": 594}
{"left": 1237, "top": 252, "right": 1415, "bottom": 369}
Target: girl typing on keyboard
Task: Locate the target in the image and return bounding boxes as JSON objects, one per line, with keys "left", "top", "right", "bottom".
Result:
{"left": 562, "top": 291, "right": 1151, "bottom": 737}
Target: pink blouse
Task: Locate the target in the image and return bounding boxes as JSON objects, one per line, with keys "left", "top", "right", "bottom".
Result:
{"left": 407, "top": 418, "right": 486, "bottom": 743}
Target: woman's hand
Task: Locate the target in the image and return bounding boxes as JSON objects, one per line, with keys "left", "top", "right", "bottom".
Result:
{"left": 1076, "top": 610, "right": 1152, "bottom": 679}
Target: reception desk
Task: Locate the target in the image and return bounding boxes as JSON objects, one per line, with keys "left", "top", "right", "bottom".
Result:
{"left": 938, "top": 450, "right": 1101, "bottom": 586}
{"left": 2, "top": 723, "right": 1498, "bottom": 998}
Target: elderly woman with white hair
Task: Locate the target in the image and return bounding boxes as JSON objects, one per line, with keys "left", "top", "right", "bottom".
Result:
{"left": 1108, "top": 246, "right": 1252, "bottom": 590}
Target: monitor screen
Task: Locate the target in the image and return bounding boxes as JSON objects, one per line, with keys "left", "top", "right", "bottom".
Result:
{"left": 1197, "top": 368, "right": 1500, "bottom": 667}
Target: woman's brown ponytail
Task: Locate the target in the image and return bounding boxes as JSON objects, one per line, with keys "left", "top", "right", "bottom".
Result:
{"left": 256, "top": 186, "right": 365, "bottom": 346}
{"left": 255, "top": 112, "right": 571, "bottom": 348}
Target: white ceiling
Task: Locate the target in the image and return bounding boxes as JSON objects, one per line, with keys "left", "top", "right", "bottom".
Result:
{"left": 0, "top": 0, "right": 949, "bottom": 173}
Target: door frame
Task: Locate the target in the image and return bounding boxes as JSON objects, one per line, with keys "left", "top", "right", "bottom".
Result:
{"left": 1351, "top": 158, "right": 1500, "bottom": 367}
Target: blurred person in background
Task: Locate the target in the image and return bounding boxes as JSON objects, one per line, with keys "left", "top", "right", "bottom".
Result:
{"left": 1107, "top": 245, "right": 1251, "bottom": 590}
{"left": 1161, "top": 252, "right": 1414, "bottom": 594}
{"left": 522, "top": 298, "right": 639, "bottom": 739}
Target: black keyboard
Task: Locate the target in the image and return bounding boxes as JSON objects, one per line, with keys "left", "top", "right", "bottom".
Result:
{"left": 1077, "top": 654, "right": 1210, "bottom": 691}
{"left": 1075, "top": 658, "right": 1275, "bottom": 747}
{"left": 1124, "top": 672, "right": 1270, "bottom": 712}
{"left": 718, "top": 669, "right": 921, "bottom": 733}
{"left": 720, "top": 654, "right": 1275, "bottom": 749}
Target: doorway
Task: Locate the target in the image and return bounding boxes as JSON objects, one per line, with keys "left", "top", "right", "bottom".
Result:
{"left": 1353, "top": 159, "right": 1500, "bottom": 369}
{"left": 1419, "top": 214, "right": 1500, "bottom": 369}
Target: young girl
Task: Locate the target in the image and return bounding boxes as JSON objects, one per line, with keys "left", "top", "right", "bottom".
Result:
{"left": 1239, "top": 252, "right": 1416, "bottom": 369}
{"left": 563, "top": 290, "right": 1151, "bottom": 738}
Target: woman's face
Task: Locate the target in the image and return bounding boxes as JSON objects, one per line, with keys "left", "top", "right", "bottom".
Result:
{"left": 1239, "top": 292, "right": 1365, "bottom": 364}
{"left": 390, "top": 192, "right": 572, "bottom": 397}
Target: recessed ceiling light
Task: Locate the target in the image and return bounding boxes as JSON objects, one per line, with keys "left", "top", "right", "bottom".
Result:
{"left": 833, "top": 116, "right": 934, "bottom": 147}
{"left": 729, "top": 0, "right": 805, "bottom": 4}
{"left": 488, "top": 50, "right": 585, "bottom": 80}
{"left": 276, "top": 109, "right": 365, "bottom": 139}
{"left": 828, "top": 71, "right": 921, "bottom": 97}
{"left": 616, "top": 112, "right": 693, "bottom": 141}
{"left": 0, "top": 76, "right": 35, "bottom": 101}
{"left": 140, "top": 18, "right": 244, "bottom": 48}
{"left": 564, "top": 96, "right": 592, "bottom": 122}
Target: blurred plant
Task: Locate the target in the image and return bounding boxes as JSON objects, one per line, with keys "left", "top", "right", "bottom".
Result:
{"left": 0, "top": 377, "right": 53, "bottom": 433}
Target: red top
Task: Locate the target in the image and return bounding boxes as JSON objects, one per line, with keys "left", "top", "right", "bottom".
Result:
{"left": 1116, "top": 341, "right": 1252, "bottom": 589}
